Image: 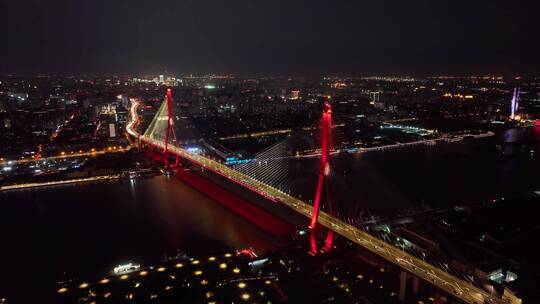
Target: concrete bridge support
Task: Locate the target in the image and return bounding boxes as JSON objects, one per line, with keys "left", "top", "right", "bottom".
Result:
{"left": 399, "top": 271, "right": 407, "bottom": 302}
{"left": 399, "top": 271, "right": 421, "bottom": 302}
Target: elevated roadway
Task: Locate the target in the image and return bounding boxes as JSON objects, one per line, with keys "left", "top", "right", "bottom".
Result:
{"left": 127, "top": 100, "right": 516, "bottom": 304}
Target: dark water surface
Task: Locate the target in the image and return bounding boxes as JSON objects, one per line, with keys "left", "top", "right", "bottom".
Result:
{"left": 0, "top": 176, "right": 281, "bottom": 303}
{"left": 254, "top": 128, "right": 540, "bottom": 218}
{"left": 0, "top": 127, "right": 538, "bottom": 303}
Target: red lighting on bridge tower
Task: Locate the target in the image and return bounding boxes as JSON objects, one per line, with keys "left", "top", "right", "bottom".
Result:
{"left": 309, "top": 102, "right": 336, "bottom": 255}
{"left": 163, "top": 88, "right": 180, "bottom": 167}
{"left": 164, "top": 88, "right": 173, "bottom": 155}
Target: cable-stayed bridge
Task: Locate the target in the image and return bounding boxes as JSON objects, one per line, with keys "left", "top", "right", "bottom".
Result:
{"left": 126, "top": 89, "right": 520, "bottom": 304}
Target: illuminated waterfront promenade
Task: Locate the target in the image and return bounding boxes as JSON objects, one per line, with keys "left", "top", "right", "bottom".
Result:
{"left": 0, "top": 147, "right": 131, "bottom": 167}
{"left": 0, "top": 175, "right": 121, "bottom": 192}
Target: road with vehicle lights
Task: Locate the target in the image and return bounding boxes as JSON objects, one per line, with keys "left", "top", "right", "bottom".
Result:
{"left": 127, "top": 100, "right": 516, "bottom": 304}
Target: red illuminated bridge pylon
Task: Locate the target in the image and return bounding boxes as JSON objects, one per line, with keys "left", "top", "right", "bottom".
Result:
{"left": 164, "top": 88, "right": 180, "bottom": 168}
{"left": 309, "top": 102, "right": 336, "bottom": 255}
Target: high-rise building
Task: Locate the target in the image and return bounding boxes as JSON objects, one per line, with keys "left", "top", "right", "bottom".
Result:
{"left": 369, "top": 91, "right": 380, "bottom": 105}
{"left": 115, "top": 105, "right": 128, "bottom": 132}
{"left": 120, "top": 95, "right": 129, "bottom": 108}
{"left": 108, "top": 123, "right": 116, "bottom": 138}
{"left": 289, "top": 90, "right": 300, "bottom": 100}
{"left": 3, "top": 118, "right": 11, "bottom": 129}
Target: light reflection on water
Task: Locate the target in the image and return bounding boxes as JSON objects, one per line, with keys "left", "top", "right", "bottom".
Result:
{"left": 0, "top": 175, "right": 283, "bottom": 303}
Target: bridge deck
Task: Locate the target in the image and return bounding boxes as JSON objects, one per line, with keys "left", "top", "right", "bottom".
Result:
{"left": 128, "top": 100, "right": 509, "bottom": 304}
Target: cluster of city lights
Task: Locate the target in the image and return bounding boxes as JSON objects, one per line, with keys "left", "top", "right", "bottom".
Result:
{"left": 56, "top": 252, "right": 281, "bottom": 303}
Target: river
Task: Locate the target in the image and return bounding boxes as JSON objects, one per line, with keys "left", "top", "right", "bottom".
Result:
{"left": 0, "top": 127, "right": 538, "bottom": 303}
{"left": 0, "top": 175, "right": 285, "bottom": 303}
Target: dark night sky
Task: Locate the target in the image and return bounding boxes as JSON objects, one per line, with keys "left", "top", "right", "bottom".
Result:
{"left": 1, "top": 0, "right": 539, "bottom": 75}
